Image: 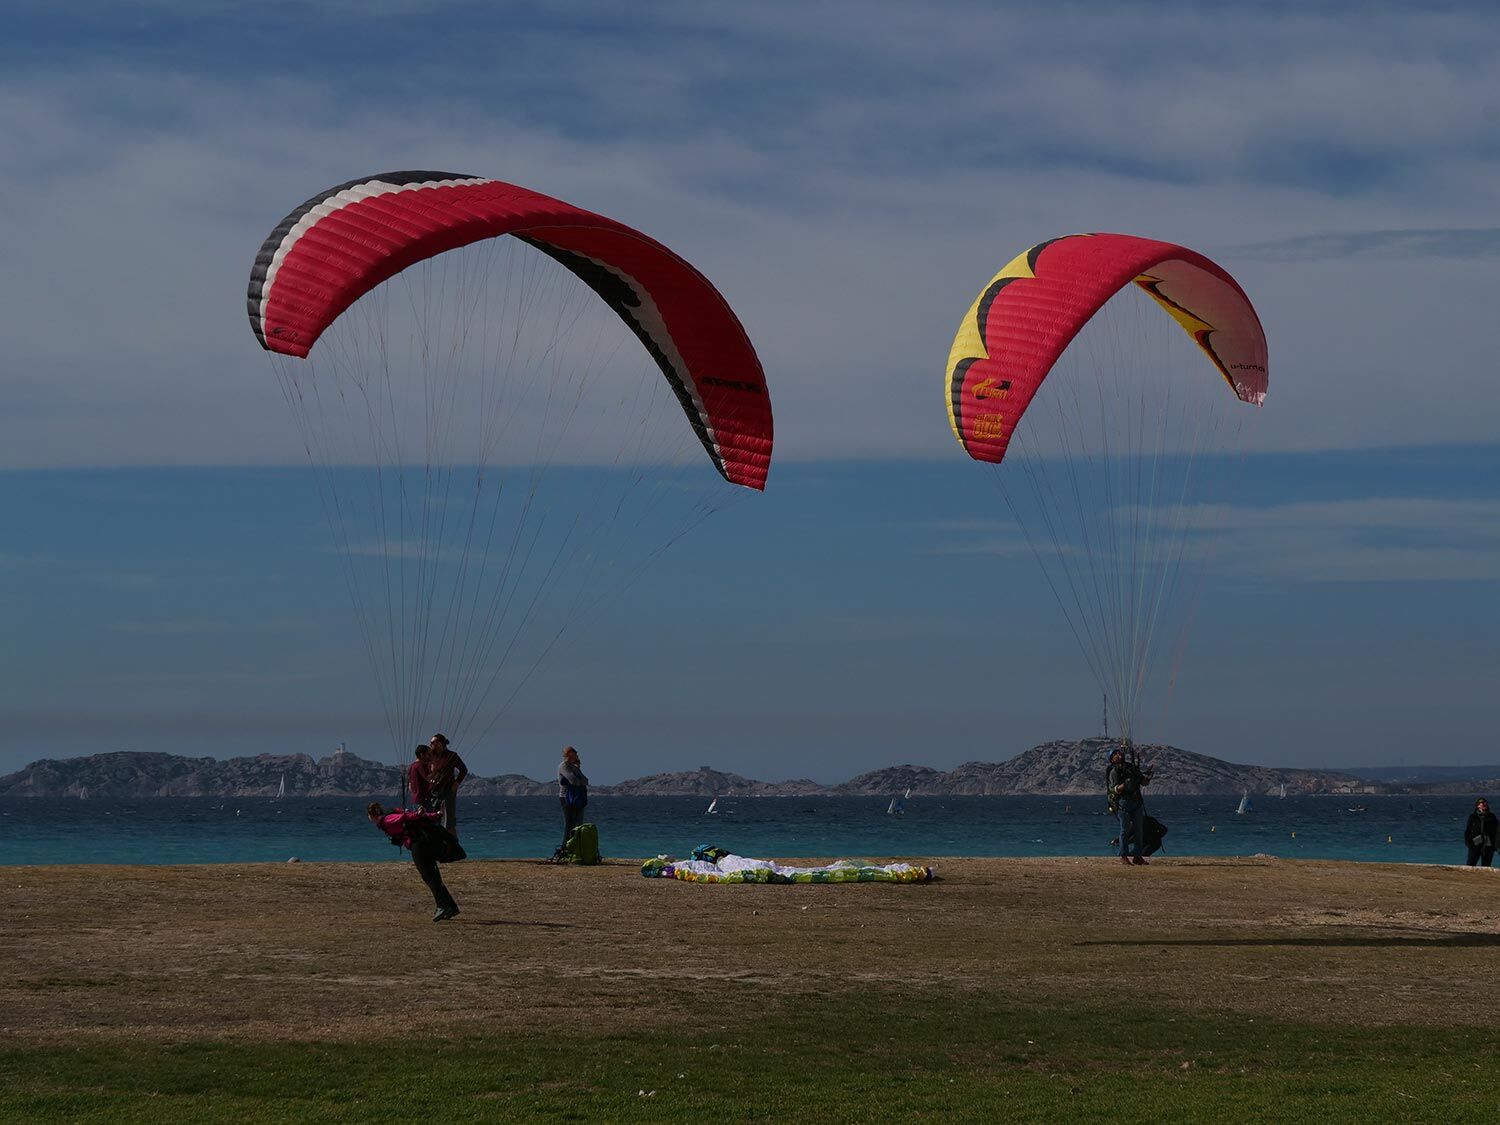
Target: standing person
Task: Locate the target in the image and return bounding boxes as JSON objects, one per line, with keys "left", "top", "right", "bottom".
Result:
{"left": 1464, "top": 797, "right": 1497, "bottom": 867}
{"left": 557, "top": 745, "right": 589, "bottom": 856}
{"left": 367, "top": 802, "right": 465, "bottom": 921}
{"left": 406, "top": 745, "right": 432, "bottom": 811}
{"left": 1107, "top": 745, "right": 1153, "bottom": 866}
{"left": 425, "top": 733, "right": 468, "bottom": 839}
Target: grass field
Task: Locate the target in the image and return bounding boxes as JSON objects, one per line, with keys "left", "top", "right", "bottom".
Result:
{"left": 5, "top": 856, "right": 1499, "bottom": 1120}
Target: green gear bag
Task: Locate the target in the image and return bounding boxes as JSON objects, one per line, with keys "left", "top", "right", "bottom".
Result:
{"left": 563, "top": 822, "right": 601, "bottom": 865}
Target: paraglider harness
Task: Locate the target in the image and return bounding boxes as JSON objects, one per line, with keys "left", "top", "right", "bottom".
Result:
{"left": 1105, "top": 743, "right": 1151, "bottom": 815}
{"left": 1110, "top": 744, "right": 1152, "bottom": 816}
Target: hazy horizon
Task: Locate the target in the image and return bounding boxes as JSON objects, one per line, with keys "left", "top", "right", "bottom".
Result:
{"left": 4, "top": 451, "right": 1494, "bottom": 784}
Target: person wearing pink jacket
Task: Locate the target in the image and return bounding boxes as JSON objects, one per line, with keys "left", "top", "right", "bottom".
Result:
{"left": 367, "top": 803, "right": 465, "bottom": 921}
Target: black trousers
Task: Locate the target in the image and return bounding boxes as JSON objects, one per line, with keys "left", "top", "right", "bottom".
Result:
{"left": 1466, "top": 845, "right": 1495, "bottom": 867}
{"left": 411, "top": 836, "right": 458, "bottom": 911}
{"left": 428, "top": 792, "right": 458, "bottom": 839}
{"left": 562, "top": 797, "right": 587, "bottom": 848}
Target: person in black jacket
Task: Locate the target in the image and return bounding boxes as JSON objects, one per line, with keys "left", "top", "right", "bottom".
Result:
{"left": 1464, "top": 796, "right": 1497, "bottom": 867}
{"left": 1106, "top": 745, "right": 1153, "bottom": 866}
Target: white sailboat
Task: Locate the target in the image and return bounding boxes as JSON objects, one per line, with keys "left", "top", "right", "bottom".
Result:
{"left": 1279, "top": 783, "right": 1287, "bottom": 800}
{"left": 275, "top": 774, "right": 286, "bottom": 800}
{"left": 1236, "top": 792, "right": 1250, "bottom": 815}
{"left": 78, "top": 786, "right": 88, "bottom": 800}
{"left": 706, "top": 796, "right": 718, "bottom": 815}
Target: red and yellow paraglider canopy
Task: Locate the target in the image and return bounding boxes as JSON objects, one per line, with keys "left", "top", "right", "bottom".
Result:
{"left": 946, "top": 232, "right": 1267, "bottom": 464}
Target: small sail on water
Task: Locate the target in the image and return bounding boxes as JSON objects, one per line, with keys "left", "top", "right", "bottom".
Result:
{"left": 887, "top": 793, "right": 905, "bottom": 815}
{"left": 706, "top": 796, "right": 718, "bottom": 815}
{"left": 1279, "top": 783, "right": 1287, "bottom": 800}
{"left": 275, "top": 774, "right": 286, "bottom": 800}
{"left": 1236, "top": 792, "right": 1251, "bottom": 815}
{"left": 78, "top": 786, "right": 88, "bottom": 800}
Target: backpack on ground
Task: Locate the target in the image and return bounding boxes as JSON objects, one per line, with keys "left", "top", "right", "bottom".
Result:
{"left": 1108, "top": 815, "right": 1168, "bottom": 857}
{"left": 561, "top": 822, "right": 601, "bottom": 865}
{"left": 1142, "top": 815, "right": 1168, "bottom": 857}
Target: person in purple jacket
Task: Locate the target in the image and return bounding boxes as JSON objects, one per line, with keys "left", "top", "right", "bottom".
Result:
{"left": 406, "top": 745, "right": 433, "bottom": 810}
{"left": 367, "top": 803, "right": 464, "bottom": 921}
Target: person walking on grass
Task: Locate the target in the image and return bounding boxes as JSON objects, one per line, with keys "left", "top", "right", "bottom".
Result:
{"left": 1465, "top": 797, "right": 1497, "bottom": 867}
{"left": 367, "top": 802, "right": 465, "bottom": 921}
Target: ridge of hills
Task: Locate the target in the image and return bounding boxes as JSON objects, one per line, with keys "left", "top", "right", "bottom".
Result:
{"left": 3, "top": 739, "right": 1493, "bottom": 799}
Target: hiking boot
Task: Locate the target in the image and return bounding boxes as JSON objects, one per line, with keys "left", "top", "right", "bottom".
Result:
{"left": 1131, "top": 855, "right": 1149, "bottom": 866}
{"left": 433, "top": 907, "right": 452, "bottom": 922}
{"left": 1118, "top": 855, "right": 1132, "bottom": 865}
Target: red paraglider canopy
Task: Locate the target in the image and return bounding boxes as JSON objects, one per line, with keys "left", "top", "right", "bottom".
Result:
{"left": 248, "top": 171, "right": 772, "bottom": 489}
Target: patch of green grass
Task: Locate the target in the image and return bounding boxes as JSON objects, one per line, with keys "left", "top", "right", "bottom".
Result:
{"left": 3, "top": 989, "right": 1498, "bottom": 1122}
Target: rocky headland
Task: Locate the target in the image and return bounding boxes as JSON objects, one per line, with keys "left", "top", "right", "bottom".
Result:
{"left": 3, "top": 738, "right": 1495, "bottom": 799}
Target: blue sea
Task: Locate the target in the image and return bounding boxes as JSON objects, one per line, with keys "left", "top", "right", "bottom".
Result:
{"left": 0, "top": 795, "right": 1485, "bottom": 866}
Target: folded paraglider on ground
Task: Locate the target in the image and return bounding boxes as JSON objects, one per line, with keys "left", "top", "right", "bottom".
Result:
{"left": 641, "top": 845, "right": 933, "bottom": 884}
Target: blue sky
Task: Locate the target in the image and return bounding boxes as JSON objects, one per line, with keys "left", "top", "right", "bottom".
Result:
{"left": 1, "top": 2, "right": 1497, "bottom": 780}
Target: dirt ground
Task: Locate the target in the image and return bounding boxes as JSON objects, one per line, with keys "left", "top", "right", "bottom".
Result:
{"left": 4, "top": 856, "right": 1497, "bottom": 1043}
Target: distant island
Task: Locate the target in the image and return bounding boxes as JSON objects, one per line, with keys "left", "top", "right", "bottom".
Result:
{"left": 3, "top": 739, "right": 1497, "bottom": 800}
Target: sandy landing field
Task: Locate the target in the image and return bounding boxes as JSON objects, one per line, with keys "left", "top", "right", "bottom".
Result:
{"left": 4, "top": 857, "right": 1498, "bottom": 1044}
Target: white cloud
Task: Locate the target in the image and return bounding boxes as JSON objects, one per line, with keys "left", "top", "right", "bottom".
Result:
{"left": 109, "top": 619, "right": 229, "bottom": 634}
{"left": 926, "top": 495, "right": 1500, "bottom": 582}
{"left": 1233, "top": 228, "right": 1500, "bottom": 262}
{"left": 254, "top": 618, "right": 314, "bottom": 633}
{"left": 1210, "top": 497, "right": 1500, "bottom": 582}
{"left": 107, "top": 616, "right": 313, "bottom": 634}
{"left": 0, "top": 551, "right": 53, "bottom": 569}
{"left": 88, "top": 572, "right": 162, "bottom": 591}
{"left": 1, "top": 4, "right": 1498, "bottom": 469}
